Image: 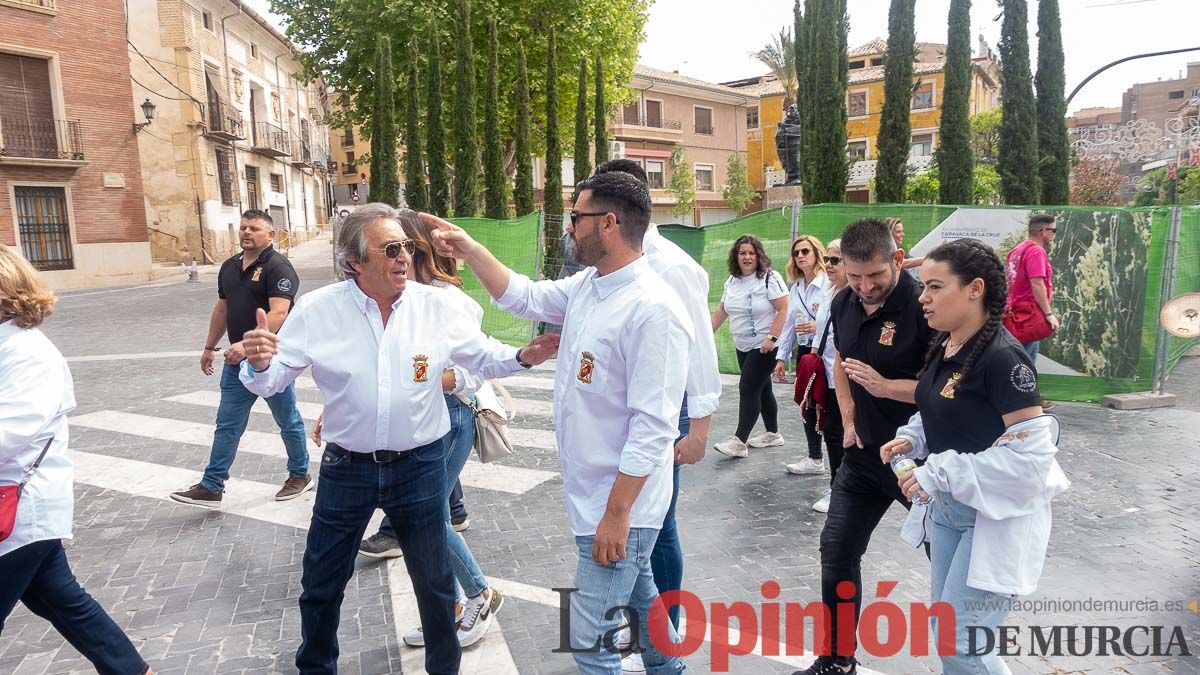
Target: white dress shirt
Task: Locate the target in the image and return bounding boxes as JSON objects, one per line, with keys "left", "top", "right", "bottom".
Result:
{"left": 778, "top": 271, "right": 830, "bottom": 359}
{"left": 434, "top": 279, "right": 486, "bottom": 398}
{"left": 240, "top": 279, "right": 525, "bottom": 452}
{"left": 495, "top": 256, "right": 692, "bottom": 536}
{"left": 643, "top": 225, "right": 721, "bottom": 419}
{"left": 810, "top": 286, "right": 843, "bottom": 386}
{"left": 721, "top": 270, "right": 788, "bottom": 352}
{"left": 0, "top": 321, "right": 75, "bottom": 558}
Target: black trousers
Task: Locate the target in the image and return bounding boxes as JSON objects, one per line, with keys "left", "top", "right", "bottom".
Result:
{"left": 735, "top": 347, "right": 779, "bottom": 441}
{"left": 802, "top": 389, "right": 845, "bottom": 481}
{"left": 818, "top": 449, "right": 927, "bottom": 658}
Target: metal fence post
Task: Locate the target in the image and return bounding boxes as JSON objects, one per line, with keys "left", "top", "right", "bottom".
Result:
{"left": 790, "top": 198, "right": 801, "bottom": 242}
{"left": 1152, "top": 207, "right": 1183, "bottom": 394}
{"left": 532, "top": 209, "right": 546, "bottom": 340}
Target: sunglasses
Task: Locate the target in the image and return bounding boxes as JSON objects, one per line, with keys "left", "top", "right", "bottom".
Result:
{"left": 792, "top": 247, "right": 813, "bottom": 257}
{"left": 569, "top": 211, "right": 617, "bottom": 227}
{"left": 823, "top": 256, "right": 843, "bottom": 265}
{"left": 1042, "top": 227, "right": 1057, "bottom": 233}
{"left": 376, "top": 239, "right": 417, "bottom": 259}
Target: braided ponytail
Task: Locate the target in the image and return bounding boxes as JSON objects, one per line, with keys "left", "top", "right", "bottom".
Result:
{"left": 920, "top": 238, "right": 1009, "bottom": 392}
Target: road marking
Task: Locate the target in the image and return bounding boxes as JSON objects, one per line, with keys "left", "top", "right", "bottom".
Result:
{"left": 69, "top": 411, "right": 557, "bottom": 495}
{"left": 296, "top": 373, "right": 558, "bottom": 393}
{"left": 65, "top": 351, "right": 198, "bottom": 363}
{"left": 166, "top": 389, "right": 554, "bottom": 420}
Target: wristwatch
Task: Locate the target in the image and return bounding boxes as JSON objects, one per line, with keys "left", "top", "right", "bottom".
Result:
{"left": 515, "top": 348, "right": 533, "bottom": 369}
{"left": 766, "top": 335, "right": 779, "bottom": 343}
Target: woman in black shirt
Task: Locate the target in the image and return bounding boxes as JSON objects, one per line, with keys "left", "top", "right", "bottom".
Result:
{"left": 881, "top": 238, "right": 1067, "bottom": 675}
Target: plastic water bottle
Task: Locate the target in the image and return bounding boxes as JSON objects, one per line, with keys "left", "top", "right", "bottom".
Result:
{"left": 890, "top": 455, "right": 932, "bottom": 505}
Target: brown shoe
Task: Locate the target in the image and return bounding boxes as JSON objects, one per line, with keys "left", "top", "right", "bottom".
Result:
{"left": 170, "top": 483, "right": 222, "bottom": 509}
{"left": 1041, "top": 399, "right": 1057, "bottom": 411}
{"left": 275, "top": 474, "right": 314, "bottom": 501}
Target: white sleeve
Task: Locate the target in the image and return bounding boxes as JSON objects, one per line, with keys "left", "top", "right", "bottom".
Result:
{"left": 657, "top": 263, "right": 721, "bottom": 419}
{"left": 239, "top": 299, "right": 312, "bottom": 397}
{"left": 777, "top": 285, "right": 799, "bottom": 361}
{"left": 617, "top": 308, "right": 690, "bottom": 477}
{"left": 0, "top": 346, "right": 68, "bottom": 454}
{"left": 445, "top": 311, "right": 527, "bottom": 381}
{"left": 767, "top": 270, "right": 789, "bottom": 300}
{"left": 893, "top": 412, "right": 930, "bottom": 460}
{"left": 493, "top": 269, "right": 586, "bottom": 326}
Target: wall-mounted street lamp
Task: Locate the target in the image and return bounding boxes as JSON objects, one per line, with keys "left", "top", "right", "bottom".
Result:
{"left": 132, "top": 98, "right": 157, "bottom": 134}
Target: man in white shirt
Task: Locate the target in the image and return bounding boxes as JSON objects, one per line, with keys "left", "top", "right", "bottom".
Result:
{"left": 238, "top": 203, "right": 559, "bottom": 675}
{"left": 593, "top": 160, "right": 721, "bottom": 639}
{"left": 426, "top": 171, "right": 692, "bottom": 673}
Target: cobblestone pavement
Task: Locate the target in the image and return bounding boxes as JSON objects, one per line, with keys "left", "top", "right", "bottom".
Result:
{"left": 2, "top": 235, "right": 1197, "bottom": 675}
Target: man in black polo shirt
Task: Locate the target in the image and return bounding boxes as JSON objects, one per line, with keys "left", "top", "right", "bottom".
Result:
{"left": 796, "top": 218, "right": 933, "bottom": 675}
{"left": 171, "top": 209, "right": 310, "bottom": 508}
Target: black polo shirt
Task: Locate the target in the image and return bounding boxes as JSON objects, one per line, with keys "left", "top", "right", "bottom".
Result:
{"left": 217, "top": 246, "right": 299, "bottom": 344}
{"left": 916, "top": 327, "right": 1041, "bottom": 455}
{"left": 831, "top": 270, "right": 933, "bottom": 450}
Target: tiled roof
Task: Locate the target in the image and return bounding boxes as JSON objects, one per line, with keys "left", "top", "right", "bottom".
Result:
{"left": 743, "top": 62, "right": 945, "bottom": 99}
{"left": 848, "top": 39, "right": 947, "bottom": 58}
{"left": 633, "top": 65, "right": 753, "bottom": 99}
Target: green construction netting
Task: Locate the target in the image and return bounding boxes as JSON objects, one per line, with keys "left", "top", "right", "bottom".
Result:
{"left": 454, "top": 205, "right": 1200, "bottom": 403}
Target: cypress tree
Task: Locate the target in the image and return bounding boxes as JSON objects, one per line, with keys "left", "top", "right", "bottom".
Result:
{"left": 593, "top": 54, "right": 608, "bottom": 167}
{"left": 402, "top": 41, "right": 427, "bottom": 212}
{"left": 875, "top": 0, "right": 916, "bottom": 203}
{"left": 483, "top": 18, "right": 507, "bottom": 219}
{"left": 543, "top": 29, "right": 563, "bottom": 278}
{"left": 426, "top": 13, "right": 450, "bottom": 216}
{"left": 794, "top": 0, "right": 808, "bottom": 189}
{"left": 451, "top": 0, "right": 478, "bottom": 216}
{"left": 938, "top": 0, "right": 974, "bottom": 204}
{"left": 998, "top": 0, "right": 1039, "bottom": 204}
{"left": 1036, "top": 0, "right": 1069, "bottom": 205}
{"left": 513, "top": 45, "right": 535, "bottom": 216}
{"left": 805, "top": 0, "right": 849, "bottom": 203}
{"left": 368, "top": 36, "right": 401, "bottom": 207}
{"left": 573, "top": 57, "right": 591, "bottom": 197}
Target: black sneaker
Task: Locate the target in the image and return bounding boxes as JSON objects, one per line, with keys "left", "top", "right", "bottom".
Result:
{"left": 793, "top": 656, "right": 857, "bottom": 675}
{"left": 359, "top": 532, "right": 403, "bottom": 558}
{"left": 170, "top": 483, "right": 223, "bottom": 509}
{"left": 451, "top": 514, "right": 470, "bottom": 532}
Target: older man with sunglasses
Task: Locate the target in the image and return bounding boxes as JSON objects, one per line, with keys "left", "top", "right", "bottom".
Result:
{"left": 238, "top": 203, "right": 560, "bottom": 675}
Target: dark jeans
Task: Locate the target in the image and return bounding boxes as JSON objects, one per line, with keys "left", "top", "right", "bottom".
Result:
{"left": 298, "top": 441, "right": 459, "bottom": 675}
{"left": 0, "top": 539, "right": 148, "bottom": 675}
{"left": 734, "top": 347, "right": 779, "bottom": 442}
{"left": 818, "top": 449, "right": 924, "bottom": 659}
{"left": 650, "top": 400, "right": 690, "bottom": 628}
{"left": 448, "top": 479, "right": 467, "bottom": 520}
{"left": 806, "top": 390, "right": 845, "bottom": 484}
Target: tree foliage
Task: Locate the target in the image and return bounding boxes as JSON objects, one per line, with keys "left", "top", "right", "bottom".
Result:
{"left": 593, "top": 54, "right": 608, "bottom": 167}
{"left": 754, "top": 27, "right": 797, "bottom": 107}
{"left": 368, "top": 36, "right": 400, "bottom": 207}
{"left": 1070, "top": 159, "right": 1124, "bottom": 206}
{"left": 402, "top": 40, "right": 427, "bottom": 211}
{"left": 937, "top": 0, "right": 973, "bottom": 204}
{"left": 1035, "top": 0, "right": 1069, "bottom": 205}
{"left": 723, "top": 153, "right": 755, "bottom": 214}
{"left": 542, "top": 29, "right": 563, "bottom": 279}
{"left": 667, "top": 146, "right": 696, "bottom": 223}
{"left": 970, "top": 109, "right": 1001, "bottom": 166}
{"left": 802, "top": 0, "right": 849, "bottom": 203}
{"left": 451, "top": 0, "right": 479, "bottom": 216}
{"left": 997, "top": 0, "right": 1039, "bottom": 204}
{"left": 426, "top": 13, "right": 450, "bottom": 216}
{"left": 483, "top": 18, "right": 508, "bottom": 219}
{"left": 513, "top": 45, "right": 535, "bottom": 215}
{"left": 573, "top": 57, "right": 592, "bottom": 195}
{"left": 875, "top": 0, "right": 916, "bottom": 203}
{"left": 903, "top": 163, "right": 1002, "bottom": 205}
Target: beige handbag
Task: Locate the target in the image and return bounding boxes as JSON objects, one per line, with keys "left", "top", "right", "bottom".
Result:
{"left": 459, "top": 381, "right": 516, "bottom": 463}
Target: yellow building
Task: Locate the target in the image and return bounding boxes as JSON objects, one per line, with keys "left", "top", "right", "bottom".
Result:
{"left": 325, "top": 97, "right": 375, "bottom": 209}
{"left": 727, "top": 37, "right": 1001, "bottom": 202}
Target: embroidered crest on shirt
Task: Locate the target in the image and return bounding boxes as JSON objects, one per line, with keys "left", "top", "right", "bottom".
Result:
{"left": 940, "top": 372, "right": 962, "bottom": 399}
{"left": 251, "top": 266, "right": 263, "bottom": 282}
{"left": 412, "top": 354, "right": 430, "bottom": 383}
{"left": 879, "top": 321, "right": 897, "bottom": 346}
{"left": 577, "top": 351, "right": 595, "bottom": 384}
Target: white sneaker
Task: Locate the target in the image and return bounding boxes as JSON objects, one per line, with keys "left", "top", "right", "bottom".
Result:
{"left": 621, "top": 652, "right": 646, "bottom": 674}
{"left": 812, "top": 488, "right": 832, "bottom": 513}
{"left": 786, "top": 457, "right": 825, "bottom": 475}
{"left": 403, "top": 588, "right": 501, "bottom": 649}
{"left": 712, "top": 436, "right": 749, "bottom": 458}
{"left": 614, "top": 624, "right": 632, "bottom": 650}
{"left": 747, "top": 431, "right": 785, "bottom": 448}
{"left": 456, "top": 590, "right": 494, "bottom": 648}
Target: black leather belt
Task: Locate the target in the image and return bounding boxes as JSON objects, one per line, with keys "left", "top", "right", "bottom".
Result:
{"left": 325, "top": 443, "right": 407, "bottom": 463}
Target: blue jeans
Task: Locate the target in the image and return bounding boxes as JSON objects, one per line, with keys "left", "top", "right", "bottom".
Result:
{"left": 1022, "top": 340, "right": 1039, "bottom": 365}
{"left": 0, "top": 539, "right": 149, "bottom": 675}
{"left": 650, "top": 399, "right": 690, "bottom": 628}
{"left": 929, "top": 492, "right": 1014, "bottom": 675}
{"left": 297, "top": 440, "right": 459, "bottom": 675}
{"left": 570, "top": 529, "right": 687, "bottom": 674}
{"left": 201, "top": 363, "right": 308, "bottom": 492}
{"left": 380, "top": 395, "right": 486, "bottom": 600}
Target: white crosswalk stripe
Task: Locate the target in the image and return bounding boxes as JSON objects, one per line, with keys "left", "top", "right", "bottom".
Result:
{"left": 166, "top": 389, "right": 556, "bottom": 421}
{"left": 69, "top": 410, "right": 557, "bottom": 496}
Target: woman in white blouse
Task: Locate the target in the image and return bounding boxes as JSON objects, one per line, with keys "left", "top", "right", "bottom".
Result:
{"left": 710, "top": 235, "right": 789, "bottom": 458}
{"left": 0, "top": 245, "right": 152, "bottom": 674}
{"left": 774, "top": 235, "right": 830, "bottom": 476}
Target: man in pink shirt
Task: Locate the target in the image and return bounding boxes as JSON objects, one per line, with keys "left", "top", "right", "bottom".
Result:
{"left": 1005, "top": 214, "right": 1059, "bottom": 405}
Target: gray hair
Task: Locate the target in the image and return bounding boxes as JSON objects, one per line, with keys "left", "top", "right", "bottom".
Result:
{"left": 826, "top": 238, "right": 841, "bottom": 254}
{"left": 335, "top": 202, "right": 397, "bottom": 279}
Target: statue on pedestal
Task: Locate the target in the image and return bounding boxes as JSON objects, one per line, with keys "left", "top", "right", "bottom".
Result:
{"left": 775, "top": 104, "right": 803, "bottom": 186}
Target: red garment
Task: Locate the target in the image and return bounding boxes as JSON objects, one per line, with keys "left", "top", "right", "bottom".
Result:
{"left": 794, "top": 352, "right": 829, "bottom": 432}
{"left": 1005, "top": 240, "right": 1053, "bottom": 311}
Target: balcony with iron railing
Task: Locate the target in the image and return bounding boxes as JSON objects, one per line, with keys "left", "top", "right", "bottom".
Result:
{"left": 0, "top": 117, "right": 85, "bottom": 166}
{"left": 205, "top": 101, "right": 245, "bottom": 141}
{"left": 610, "top": 113, "right": 683, "bottom": 143}
{"left": 290, "top": 140, "right": 313, "bottom": 167}
{"left": 251, "top": 121, "right": 290, "bottom": 158}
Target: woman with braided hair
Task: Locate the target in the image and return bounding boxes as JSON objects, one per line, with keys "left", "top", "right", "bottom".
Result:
{"left": 880, "top": 238, "right": 1070, "bottom": 675}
